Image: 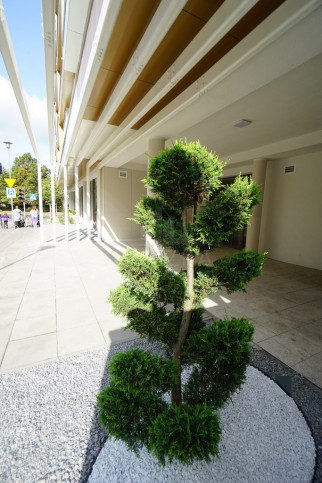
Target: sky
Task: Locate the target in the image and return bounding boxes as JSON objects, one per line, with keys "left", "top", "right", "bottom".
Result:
{"left": 0, "top": 0, "right": 50, "bottom": 170}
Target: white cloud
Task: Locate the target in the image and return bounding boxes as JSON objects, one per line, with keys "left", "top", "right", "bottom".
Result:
{"left": 0, "top": 75, "right": 50, "bottom": 168}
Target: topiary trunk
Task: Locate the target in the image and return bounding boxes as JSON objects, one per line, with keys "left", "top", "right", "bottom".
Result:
{"left": 172, "top": 206, "right": 195, "bottom": 405}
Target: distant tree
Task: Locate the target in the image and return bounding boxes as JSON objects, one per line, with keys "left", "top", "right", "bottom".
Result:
{"left": 42, "top": 177, "right": 64, "bottom": 210}
{"left": 0, "top": 153, "right": 57, "bottom": 210}
{"left": 0, "top": 167, "right": 10, "bottom": 208}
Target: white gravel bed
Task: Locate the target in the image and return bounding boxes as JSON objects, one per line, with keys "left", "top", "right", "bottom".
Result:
{"left": 0, "top": 339, "right": 316, "bottom": 483}
{"left": 89, "top": 365, "right": 315, "bottom": 483}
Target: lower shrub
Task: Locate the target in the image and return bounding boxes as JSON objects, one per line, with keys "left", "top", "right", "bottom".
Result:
{"left": 97, "top": 318, "right": 252, "bottom": 464}
{"left": 97, "top": 349, "right": 178, "bottom": 453}
{"left": 148, "top": 403, "right": 221, "bottom": 466}
{"left": 97, "top": 385, "right": 167, "bottom": 452}
{"left": 182, "top": 317, "right": 254, "bottom": 409}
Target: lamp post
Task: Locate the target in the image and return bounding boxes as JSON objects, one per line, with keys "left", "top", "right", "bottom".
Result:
{"left": 3, "top": 141, "right": 13, "bottom": 223}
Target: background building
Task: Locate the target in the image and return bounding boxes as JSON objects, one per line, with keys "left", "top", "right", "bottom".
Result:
{"left": 42, "top": 0, "right": 322, "bottom": 269}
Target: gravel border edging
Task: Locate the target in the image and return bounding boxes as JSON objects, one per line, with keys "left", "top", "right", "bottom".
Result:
{"left": 249, "top": 344, "right": 322, "bottom": 483}
{"left": 86, "top": 340, "right": 321, "bottom": 482}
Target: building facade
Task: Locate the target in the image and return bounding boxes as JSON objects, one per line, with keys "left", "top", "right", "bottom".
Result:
{"left": 42, "top": 0, "right": 322, "bottom": 269}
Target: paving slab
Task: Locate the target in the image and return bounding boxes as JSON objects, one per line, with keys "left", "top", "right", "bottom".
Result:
{"left": 1, "top": 333, "right": 57, "bottom": 372}
{"left": 57, "top": 324, "right": 106, "bottom": 357}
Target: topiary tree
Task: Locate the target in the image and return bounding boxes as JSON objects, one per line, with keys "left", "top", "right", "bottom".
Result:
{"left": 98, "top": 140, "right": 265, "bottom": 465}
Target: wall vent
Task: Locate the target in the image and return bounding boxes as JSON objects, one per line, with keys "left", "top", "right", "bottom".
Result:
{"left": 118, "top": 170, "right": 128, "bottom": 179}
{"left": 284, "top": 165, "right": 295, "bottom": 174}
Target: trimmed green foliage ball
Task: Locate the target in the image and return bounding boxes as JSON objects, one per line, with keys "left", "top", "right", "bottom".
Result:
{"left": 108, "top": 348, "right": 178, "bottom": 396}
{"left": 125, "top": 306, "right": 206, "bottom": 351}
{"left": 113, "top": 249, "right": 187, "bottom": 307}
{"left": 213, "top": 250, "right": 265, "bottom": 293}
{"left": 97, "top": 349, "right": 179, "bottom": 453}
{"left": 132, "top": 196, "right": 189, "bottom": 254}
{"left": 148, "top": 403, "right": 221, "bottom": 466}
{"left": 188, "top": 175, "right": 261, "bottom": 251}
{"left": 182, "top": 317, "right": 254, "bottom": 409}
{"left": 97, "top": 385, "right": 165, "bottom": 452}
{"left": 145, "top": 140, "right": 224, "bottom": 211}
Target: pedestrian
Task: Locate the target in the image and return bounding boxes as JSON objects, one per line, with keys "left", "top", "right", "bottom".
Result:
{"left": 0, "top": 212, "right": 2, "bottom": 228}
{"left": 13, "top": 205, "right": 22, "bottom": 229}
{"left": 30, "top": 206, "right": 39, "bottom": 227}
{"left": 1, "top": 212, "right": 9, "bottom": 228}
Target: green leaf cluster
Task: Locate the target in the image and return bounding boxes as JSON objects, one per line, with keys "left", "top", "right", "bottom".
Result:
{"left": 188, "top": 175, "right": 261, "bottom": 251}
{"left": 212, "top": 250, "right": 265, "bottom": 293}
{"left": 193, "top": 250, "right": 265, "bottom": 301}
{"left": 97, "top": 349, "right": 221, "bottom": 466}
{"left": 148, "top": 403, "right": 221, "bottom": 466}
{"left": 125, "top": 306, "right": 206, "bottom": 352}
{"left": 111, "top": 249, "right": 187, "bottom": 308}
{"left": 97, "top": 349, "right": 178, "bottom": 453}
{"left": 182, "top": 317, "right": 254, "bottom": 409}
{"left": 132, "top": 174, "right": 261, "bottom": 257}
{"left": 108, "top": 348, "right": 178, "bottom": 396}
{"left": 132, "top": 196, "right": 188, "bottom": 254}
{"left": 145, "top": 139, "right": 224, "bottom": 210}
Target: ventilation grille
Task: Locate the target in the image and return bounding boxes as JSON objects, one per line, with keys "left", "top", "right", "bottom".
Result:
{"left": 118, "top": 170, "right": 128, "bottom": 179}
{"left": 284, "top": 165, "right": 295, "bottom": 174}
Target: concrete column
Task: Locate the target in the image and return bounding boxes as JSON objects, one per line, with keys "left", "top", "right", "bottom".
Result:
{"left": 75, "top": 164, "right": 80, "bottom": 242}
{"left": 145, "top": 138, "right": 165, "bottom": 256}
{"left": 246, "top": 159, "right": 267, "bottom": 251}
{"left": 86, "top": 164, "right": 91, "bottom": 240}
{"left": 97, "top": 168, "right": 102, "bottom": 239}
{"left": 51, "top": 161, "right": 56, "bottom": 243}
{"left": 37, "top": 160, "right": 44, "bottom": 243}
{"left": 63, "top": 165, "right": 68, "bottom": 242}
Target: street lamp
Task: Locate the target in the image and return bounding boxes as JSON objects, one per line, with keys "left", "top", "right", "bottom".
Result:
{"left": 3, "top": 141, "right": 13, "bottom": 223}
{"left": 3, "top": 141, "right": 12, "bottom": 176}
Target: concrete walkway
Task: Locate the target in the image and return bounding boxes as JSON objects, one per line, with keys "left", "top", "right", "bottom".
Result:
{"left": 0, "top": 222, "right": 321, "bottom": 390}
{"left": 0, "top": 224, "right": 138, "bottom": 374}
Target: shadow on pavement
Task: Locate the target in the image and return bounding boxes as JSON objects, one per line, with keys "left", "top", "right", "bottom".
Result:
{"left": 0, "top": 245, "right": 55, "bottom": 271}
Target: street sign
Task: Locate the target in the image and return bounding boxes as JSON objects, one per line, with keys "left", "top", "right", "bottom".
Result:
{"left": 4, "top": 178, "right": 16, "bottom": 188}
{"left": 29, "top": 193, "right": 37, "bottom": 201}
{"left": 6, "top": 187, "right": 16, "bottom": 198}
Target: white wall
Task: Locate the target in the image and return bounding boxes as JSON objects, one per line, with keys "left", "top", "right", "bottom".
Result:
{"left": 102, "top": 167, "right": 146, "bottom": 241}
{"left": 259, "top": 151, "right": 322, "bottom": 269}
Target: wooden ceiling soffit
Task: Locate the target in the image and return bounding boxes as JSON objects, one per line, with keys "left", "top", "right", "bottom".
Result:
{"left": 59, "top": 70, "right": 75, "bottom": 126}
{"left": 56, "top": 147, "right": 61, "bottom": 165}
{"left": 83, "top": 0, "right": 161, "bottom": 122}
{"left": 183, "top": 0, "right": 224, "bottom": 22}
{"left": 78, "top": 159, "right": 89, "bottom": 178}
{"left": 108, "top": 0, "right": 225, "bottom": 126}
{"left": 90, "top": 160, "right": 101, "bottom": 172}
{"left": 132, "top": 0, "right": 286, "bottom": 130}
{"left": 55, "top": 71, "right": 60, "bottom": 112}
{"left": 57, "top": 10, "right": 62, "bottom": 74}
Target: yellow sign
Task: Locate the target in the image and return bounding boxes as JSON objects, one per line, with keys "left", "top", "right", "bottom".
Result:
{"left": 4, "top": 178, "right": 16, "bottom": 188}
